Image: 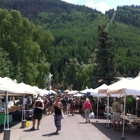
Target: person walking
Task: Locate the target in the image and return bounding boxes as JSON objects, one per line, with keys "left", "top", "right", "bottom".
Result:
{"left": 61, "top": 96, "right": 67, "bottom": 114}
{"left": 43, "top": 97, "right": 48, "bottom": 115}
{"left": 112, "top": 98, "right": 121, "bottom": 131}
{"left": 83, "top": 98, "right": 93, "bottom": 123}
{"left": 52, "top": 96, "right": 63, "bottom": 135}
{"left": 66, "top": 97, "right": 72, "bottom": 114}
{"left": 30, "top": 97, "right": 44, "bottom": 130}
{"left": 48, "top": 97, "right": 53, "bottom": 115}
{"left": 71, "top": 98, "right": 76, "bottom": 116}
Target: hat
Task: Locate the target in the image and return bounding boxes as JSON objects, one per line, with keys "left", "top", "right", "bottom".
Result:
{"left": 36, "top": 97, "right": 43, "bottom": 102}
{"left": 136, "top": 97, "right": 140, "bottom": 101}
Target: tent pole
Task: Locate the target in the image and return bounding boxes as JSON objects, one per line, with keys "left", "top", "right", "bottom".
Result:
{"left": 136, "top": 101, "right": 138, "bottom": 116}
{"left": 3, "top": 91, "right": 11, "bottom": 140}
{"left": 107, "top": 95, "right": 110, "bottom": 128}
{"left": 96, "top": 97, "right": 99, "bottom": 122}
{"left": 121, "top": 94, "right": 126, "bottom": 139}
{"left": 21, "top": 94, "right": 26, "bottom": 128}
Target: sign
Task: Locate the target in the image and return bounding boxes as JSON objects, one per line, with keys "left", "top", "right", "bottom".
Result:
{"left": 87, "top": 92, "right": 90, "bottom": 96}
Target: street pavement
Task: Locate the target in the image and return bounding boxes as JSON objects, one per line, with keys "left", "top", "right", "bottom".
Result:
{"left": 0, "top": 113, "right": 140, "bottom": 140}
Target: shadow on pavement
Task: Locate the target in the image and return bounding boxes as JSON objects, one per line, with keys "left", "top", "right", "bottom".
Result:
{"left": 42, "top": 132, "right": 57, "bottom": 137}
{"left": 79, "top": 122, "right": 87, "bottom": 124}
{"left": 0, "top": 121, "right": 21, "bottom": 134}
{"left": 67, "top": 115, "right": 73, "bottom": 117}
{"left": 91, "top": 121, "right": 140, "bottom": 140}
{"left": 23, "top": 129, "right": 36, "bottom": 132}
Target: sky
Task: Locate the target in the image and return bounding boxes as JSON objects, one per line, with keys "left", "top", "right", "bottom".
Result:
{"left": 62, "top": 0, "right": 140, "bottom": 13}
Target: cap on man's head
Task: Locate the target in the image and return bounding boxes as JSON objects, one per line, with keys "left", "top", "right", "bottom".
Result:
{"left": 116, "top": 97, "right": 120, "bottom": 101}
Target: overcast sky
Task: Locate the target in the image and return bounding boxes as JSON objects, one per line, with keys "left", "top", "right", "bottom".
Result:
{"left": 62, "top": 0, "right": 140, "bottom": 13}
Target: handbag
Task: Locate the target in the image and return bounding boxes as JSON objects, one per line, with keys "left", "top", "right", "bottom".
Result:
{"left": 58, "top": 102, "right": 64, "bottom": 119}
{"left": 89, "top": 111, "right": 95, "bottom": 118}
{"left": 61, "top": 109, "right": 64, "bottom": 119}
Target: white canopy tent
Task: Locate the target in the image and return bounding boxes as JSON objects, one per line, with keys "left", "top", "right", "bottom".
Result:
{"left": 80, "top": 88, "right": 94, "bottom": 94}
{"left": 0, "top": 77, "right": 26, "bottom": 139}
{"left": 74, "top": 93, "right": 83, "bottom": 97}
{"left": 119, "top": 76, "right": 140, "bottom": 138}
{"left": 0, "top": 77, "right": 25, "bottom": 95}
{"left": 91, "top": 84, "right": 108, "bottom": 97}
{"left": 67, "top": 90, "right": 78, "bottom": 95}
{"left": 90, "top": 84, "right": 121, "bottom": 123}
{"left": 102, "top": 78, "right": 137, "bottom": 139}
{"left": 32, "top": 86, "right": 50, "bottom": 97}
{"left": 90, "top": 84, "right": 109, "bottom": 122}
{"left": 106, "top": 78, "right": 132, "bottom": 95}
{"left": 49, "top": 90, "right": 57, "bottom": 94}
{"left": 125, "top": 76, "right": 140, "bottom": 95}
{"left": 41, "top": 89, "right": 50, "bottom": 96}
{"left": 64, "top": 89, "right": 70, "bottom": 93}
{"left": 97, "top": 78, "right": 132, "bottom": 129}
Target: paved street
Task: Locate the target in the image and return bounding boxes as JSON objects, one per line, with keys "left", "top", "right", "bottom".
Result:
{"left": 0, "top": 113, "right": 140, "bottom": 140}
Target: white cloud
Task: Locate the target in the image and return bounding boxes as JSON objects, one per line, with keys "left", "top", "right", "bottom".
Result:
{"left": 62, "top": 0, "right": 78, "bottom": 4}
{"left": 85, "top": 1, "right": 112, "bottom": 13}
{"left": 62, "top": 0, "right": 114, "bottom": 13}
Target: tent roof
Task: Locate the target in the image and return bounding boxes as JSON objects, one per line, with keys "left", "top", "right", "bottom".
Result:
{"left": 91, "top": 84, "right": 108, "bottom": 97}
{"left": 106, "top": 78, "right": 131, "bottom": 95}
{"left": 125, "top": 76, "right": 140, "bottom": 95}
{"left": 80, "top": 88, "right": 94, "bottom": 94}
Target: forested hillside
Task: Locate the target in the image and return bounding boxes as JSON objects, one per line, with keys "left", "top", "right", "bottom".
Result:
{"left": 0, "top": 0, "right": 140, "bottom": 89}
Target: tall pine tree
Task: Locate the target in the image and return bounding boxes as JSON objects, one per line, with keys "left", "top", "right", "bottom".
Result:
{"left": 94, "top": 25, "right": 117, "bottom": 87}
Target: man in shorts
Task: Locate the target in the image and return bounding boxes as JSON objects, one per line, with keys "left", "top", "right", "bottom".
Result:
{"left": 112, "top": 98, "right": 121, "bottom": 131}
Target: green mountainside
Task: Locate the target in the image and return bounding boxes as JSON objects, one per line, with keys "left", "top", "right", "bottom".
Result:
{"left": 0, "top": 0, "right": 140, "bottom": 88}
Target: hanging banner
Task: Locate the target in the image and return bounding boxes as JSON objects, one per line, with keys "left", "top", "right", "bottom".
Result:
{"left": 87, "top": 92, "right": 91, "bottom": 96}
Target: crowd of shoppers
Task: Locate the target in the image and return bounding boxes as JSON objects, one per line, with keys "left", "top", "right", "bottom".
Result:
{"left": 28, "top": 93, "right": 94, "bottom": 134}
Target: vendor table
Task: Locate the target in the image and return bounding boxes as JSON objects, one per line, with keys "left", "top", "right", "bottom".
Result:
{"left": 0, "top": 113, "right": 12, "bottom": 125}
{"left": 120, "top": 114, "right": 140, "bottom": 132}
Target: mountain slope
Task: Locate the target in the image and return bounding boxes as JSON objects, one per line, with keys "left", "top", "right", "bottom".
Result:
{"left": 0, "top": 0, "right": 140, "bottom": 81}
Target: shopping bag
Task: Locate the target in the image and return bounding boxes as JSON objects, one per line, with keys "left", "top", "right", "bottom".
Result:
{"left": 26, "top": 121, "right": 30, "bottom": 127}
{"left": 61, "top": 109, "right": 64, "bottom": 119}
{"left": 89, "top": 112, "right": 95, "bottom": 118}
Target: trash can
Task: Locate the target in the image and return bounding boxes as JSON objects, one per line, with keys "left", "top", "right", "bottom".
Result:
{"left": 21, "top": 120, "right": 26, "bottom": 128}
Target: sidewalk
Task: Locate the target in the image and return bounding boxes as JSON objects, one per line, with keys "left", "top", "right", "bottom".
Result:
{"left": 0, "top": 113, "right": 140, "bottom": 140}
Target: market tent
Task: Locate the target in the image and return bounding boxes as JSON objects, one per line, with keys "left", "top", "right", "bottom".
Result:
{"left": 0, "top": 77, "right": 25, "bottom": 95}
{"left": 95, "top": 81, "right": 127, "bottom": 126}
{"left": 125, "top": 76, "right": 140, "bottom": 95}
{"left": 106, "top": 78, "right": 132, "bottom": 95}
{"left": 49, "top": 90, "right": 57, "bottom": 94}
{"left": 15, "top": 83, "right": 36, "bottom": 98}
{"left": 120, "top": 77, "right": 140, "bottom": 139}
{"left": 91, "top": 84, "right": 108, "bottom": 97}
{"left": 64, "top": 89, "right": 70, "bottom": 93}
{"left": 74, "top": 93, "right": 83, "bottom": 97}
{"left": 80, "top": 88, "right": 94, "bottom": 94}
{"left": 103, "top": 78, "right": 134, "bottom": 139}
{"left": 0, "top": 77, "right": 26, "bottom": 138}
{"left": 88, "top": 84, "right": 108, "bottom": 122}
{"left": 67, "top": 90, "right": 78, "bottom": 95}
{"left": 42, "top": 89, "right": 50, "bottom": 96}
{"left": 32, "top": 86, "right": 49, "bottom": 97}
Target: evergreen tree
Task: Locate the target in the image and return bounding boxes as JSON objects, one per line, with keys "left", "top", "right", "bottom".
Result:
{"left": 94, "top": 25, "right": 117, "bottom": 87}
{"left": 64, "top": 58, "right": 82, "bottom": 90}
